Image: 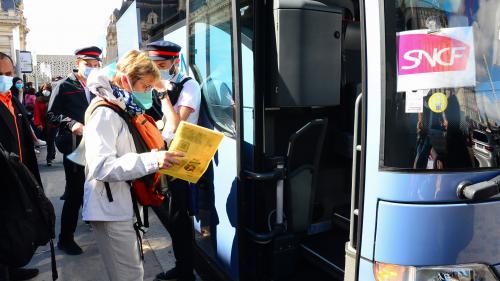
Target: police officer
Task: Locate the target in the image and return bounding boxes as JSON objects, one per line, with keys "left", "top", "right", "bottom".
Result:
{"left": 146, "top": 41, "right": 201, "bottom": 281}
{"left": 47, "top": 46, "right": 101, "bottom": 255}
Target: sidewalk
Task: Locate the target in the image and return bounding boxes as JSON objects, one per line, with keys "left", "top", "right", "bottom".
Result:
{"left": 26, "top": 147, "right": 189, "bottom": 281}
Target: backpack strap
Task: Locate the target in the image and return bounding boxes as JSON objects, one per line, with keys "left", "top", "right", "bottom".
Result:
{"left": 50, "top": 240, "right": 58, "bottom": 280}
{"left": 104, "top": 182, "right": 114, "bottom": 202}
{"left": 130, "top": 188, "right": 146, "bottom": 261}
{"left": 168, "top": 77, "right": 192, "bottom": 106}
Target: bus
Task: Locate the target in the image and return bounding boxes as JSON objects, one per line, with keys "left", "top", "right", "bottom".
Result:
{"left": 156, "top": 0, "right": 500, "bottom": 280}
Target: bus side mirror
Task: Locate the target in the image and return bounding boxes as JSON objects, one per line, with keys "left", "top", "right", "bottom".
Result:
{"left": 457, "top": 176, "right": 500, "bottom": 200}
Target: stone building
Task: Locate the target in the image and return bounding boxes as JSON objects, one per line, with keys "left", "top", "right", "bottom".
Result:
{"left": 104, "top": 0, "right": 186, "bottom": 64}
{"left": 0, "top": 0, "right": 28, "bottom": 64}
{"left": 26, "top": 55, "right": 75, "bottom": 86}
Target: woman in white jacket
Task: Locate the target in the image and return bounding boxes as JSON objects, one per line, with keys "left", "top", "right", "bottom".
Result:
{"left": 83, "top": 50, "right": 183, "bottom": 281}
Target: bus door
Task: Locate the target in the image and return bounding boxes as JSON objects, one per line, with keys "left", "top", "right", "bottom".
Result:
{"left": 357, "top": 0, "right": 500, "bottom": 280}
{"left": 187, "top": 0, "right": 255, "bottom": 280}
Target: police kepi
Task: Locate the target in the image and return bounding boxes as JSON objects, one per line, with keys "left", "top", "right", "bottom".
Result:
{"left": 75, "top": 46, "right": 102, "bottom": 61}
{"left": 145, "top": 40, "right": 181, "bottom": 61}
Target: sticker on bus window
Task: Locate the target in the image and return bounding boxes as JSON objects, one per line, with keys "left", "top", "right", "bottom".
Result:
{"left": 396, "top": 27, "right": 476, "bottom": 92}
{"left": 428, "top": 92, "right": 448, "bottom": 113}
{"left": 405, "top": 89, "right": 425, "bottom": 113}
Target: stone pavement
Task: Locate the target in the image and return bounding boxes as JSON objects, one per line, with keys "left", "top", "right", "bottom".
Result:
{"left": 25, "top": 146, "right": 197, "bottom": 281}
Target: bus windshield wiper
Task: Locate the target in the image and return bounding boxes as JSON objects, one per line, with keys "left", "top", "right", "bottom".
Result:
{"left": 457, "top": 175, "right": 500, "bottom": 201}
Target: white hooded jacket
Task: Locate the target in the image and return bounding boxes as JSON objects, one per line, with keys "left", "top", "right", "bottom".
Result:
{"left": 82, "top": 70, "right": 159, "bottom": 221}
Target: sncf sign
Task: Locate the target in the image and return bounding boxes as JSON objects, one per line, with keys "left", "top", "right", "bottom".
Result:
{"left": 396, "top": 27, "right": 476, "bottom": 92}
{"left": 398, "top": 34, "right": 471, "bottom": 75}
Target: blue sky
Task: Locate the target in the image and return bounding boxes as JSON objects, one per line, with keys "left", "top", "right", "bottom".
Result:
{"left": 24, "top": 0, "right": 123, "bottom": 56}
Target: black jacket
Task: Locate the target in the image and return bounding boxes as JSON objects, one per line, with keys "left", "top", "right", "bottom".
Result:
{"left": 47, "top": 73, "right": 90, "bottom": 131}
{"left": 0, "top": 95, "right": 42, "bottom": 186}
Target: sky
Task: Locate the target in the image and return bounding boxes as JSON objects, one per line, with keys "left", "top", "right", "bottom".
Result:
{"left": 24, "top": 0, "right": 123, "bottom": 56}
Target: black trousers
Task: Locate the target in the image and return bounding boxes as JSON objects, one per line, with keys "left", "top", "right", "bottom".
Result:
{"left": 59, "top": 155, "right": 85, "bottom": 241}
{"left": 46, "top": 127, "right": 57, "bottom": 161}
{"left": 153, "top": 180, "right": 194, "bottom": 276}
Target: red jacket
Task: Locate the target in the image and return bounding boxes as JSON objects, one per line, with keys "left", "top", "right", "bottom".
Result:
{"left": 34, "top": 99, "right": 49, "bottom": 130}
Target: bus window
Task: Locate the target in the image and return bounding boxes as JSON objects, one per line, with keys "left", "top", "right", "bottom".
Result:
{"left": 189, "top": 6, "right": 236, "bottom": 138}
{"left": 384, "top": 0, "right": 500, "bottom": 170}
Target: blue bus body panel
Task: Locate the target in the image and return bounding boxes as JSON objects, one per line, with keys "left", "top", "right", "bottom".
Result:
{"left": 375, "top": 200, "right": 500, "bottom": 266}
{"left": 361, "top": 0, "right": 500, "bottom": 264}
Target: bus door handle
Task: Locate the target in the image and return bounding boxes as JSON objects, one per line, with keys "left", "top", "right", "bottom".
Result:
{"left": 243, "top": 168, "right": 285, "bottom": 181}
{"left": 457, "top": 174, "right": 500, "bottom": 200}
{"left": 243, "top": 164, "right": 286, "bottom": 244}
{"left": 349, "top": 93, "right": 362, "bottom": 250}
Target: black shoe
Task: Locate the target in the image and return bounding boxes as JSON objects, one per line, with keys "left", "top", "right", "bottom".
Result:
{"left": 57, "top": 239, "right": 83, "bottom": 255}
{"left": 46, "top": 159, "right": 52, "bottom": 166}
{"left": 155, "top": 268, "right": 180, "bottom": 281}
{"left": 8, "top": 267, "right": 39, "bottom": 281}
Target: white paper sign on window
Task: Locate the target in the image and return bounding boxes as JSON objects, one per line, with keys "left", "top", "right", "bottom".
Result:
{"left": 397, "top": 27, "right": 476, "bottom": 92}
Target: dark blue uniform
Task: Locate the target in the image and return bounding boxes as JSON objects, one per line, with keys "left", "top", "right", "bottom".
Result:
{"left": 146, "top": 40, "right": 196, "bottom": 281}
{"left": 47, "top": 46, "right": 101, "bottom": 255}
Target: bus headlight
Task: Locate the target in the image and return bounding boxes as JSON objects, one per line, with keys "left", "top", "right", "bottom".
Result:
{"left": 374, "top": 262, "right": 499, "bottom": 281}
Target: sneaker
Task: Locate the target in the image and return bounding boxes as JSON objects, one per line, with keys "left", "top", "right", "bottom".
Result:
{"left": 8, "top": 267, "right": 39, "bottom": 281}
{"left": 57, "top": 239, "right": 83, "bottom": 255}
{"left": 34, "top": 139, "right": 46, "bottom": 147}
{"left": 47, "top": 159, "right": 52, "bottom": 166}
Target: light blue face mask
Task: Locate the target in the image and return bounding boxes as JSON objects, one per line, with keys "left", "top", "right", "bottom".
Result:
{"left": 0, "top": 75, "right": 13, "bottom": 94}
{"left": 160, "top": 70, "right": 174, "bottom": 81}
{"left": 15, "top": 83, "right": 23, "bottom": 89}
{"left": 160, "top": 64, "right": 176, "bottom": 81}
{"left": 131, "top": 90, "right": 153, "bottom": 110}
{"left": 82, "top": 66, "right": 97, "bottom": 79}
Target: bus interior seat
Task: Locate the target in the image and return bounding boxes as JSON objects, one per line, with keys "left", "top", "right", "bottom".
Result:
{"left": 284, "top": 119, "right": 328, "bottom": 233}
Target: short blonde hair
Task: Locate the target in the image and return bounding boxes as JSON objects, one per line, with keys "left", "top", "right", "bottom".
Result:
{"left": 112, "top": 50, "right": 160, "bottom": 88}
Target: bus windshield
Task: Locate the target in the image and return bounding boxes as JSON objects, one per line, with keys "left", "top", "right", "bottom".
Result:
{"left": 384, "top": 0, "right": 500, "bottom": 170}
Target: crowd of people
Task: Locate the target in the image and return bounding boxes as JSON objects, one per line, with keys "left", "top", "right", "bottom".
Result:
{"left": 0, "top": 39, "right": 201, "bottom": 281}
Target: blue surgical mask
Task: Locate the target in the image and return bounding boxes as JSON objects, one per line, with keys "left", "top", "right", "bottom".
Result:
{"left": 82, "top": 66, "right": 97, "bottom": 79}
{"left": 160, "top": 70, "right": 174, "bottom": 81}
{"left": 131, "top": 90, "right": 153, "bottom": 110}
{"left": 15, "top": 83, "right": 23, "bottom": 90}
{"left": 0, "top": 75, "right": 13, "bottom": 94}
{"left": 160, "top": 64, "right": 176, "bottom": 81}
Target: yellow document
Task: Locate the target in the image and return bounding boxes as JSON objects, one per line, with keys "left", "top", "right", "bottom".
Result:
{"left": 159, "top": 121, "right": 224, "bottom": 183}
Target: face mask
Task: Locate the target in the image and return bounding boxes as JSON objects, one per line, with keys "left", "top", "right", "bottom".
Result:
{"left": 131, "top": 90, "right": 154, "bottom": 110}
{"left": 0, "top": 75, "right": 13, "bottom": 94}
{"left": 82, "top": 66, "right": 97, "bottom": 79}
{"left": 42, "top": 90, "right": 51, "bottom": 97}
{"left": 15, "top": 83, "right": 23, "bottom": 90}
{"left": 160, "top": 64, "right": 176, "bottom": 81}
{"left": 125, "top": 75, "right": 153, "bottom": 110}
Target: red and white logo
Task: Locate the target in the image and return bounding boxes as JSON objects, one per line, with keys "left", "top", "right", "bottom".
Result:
{"left": 398, "top": 33, "right": 471, "bottom": 75}
{"left": 396, "top": 27, "right": 476, "bottom": 92}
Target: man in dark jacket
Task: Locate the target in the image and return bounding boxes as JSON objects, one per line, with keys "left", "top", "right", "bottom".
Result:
{"left": 47, "top": 46, "right": 101, "bottom": 255}
{"left": 0, "top": 52, "right": 41, "bottom": 280}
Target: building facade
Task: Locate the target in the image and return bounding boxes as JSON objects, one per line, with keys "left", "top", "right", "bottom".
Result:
{"left": 26, "top": 55, "right": 75, "bottom": 86}
{"left": 0, "top": 0, "right": 28, "bottom": 65}
{"left": 104, "top": 0, "right": 186, "bottom": 64}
